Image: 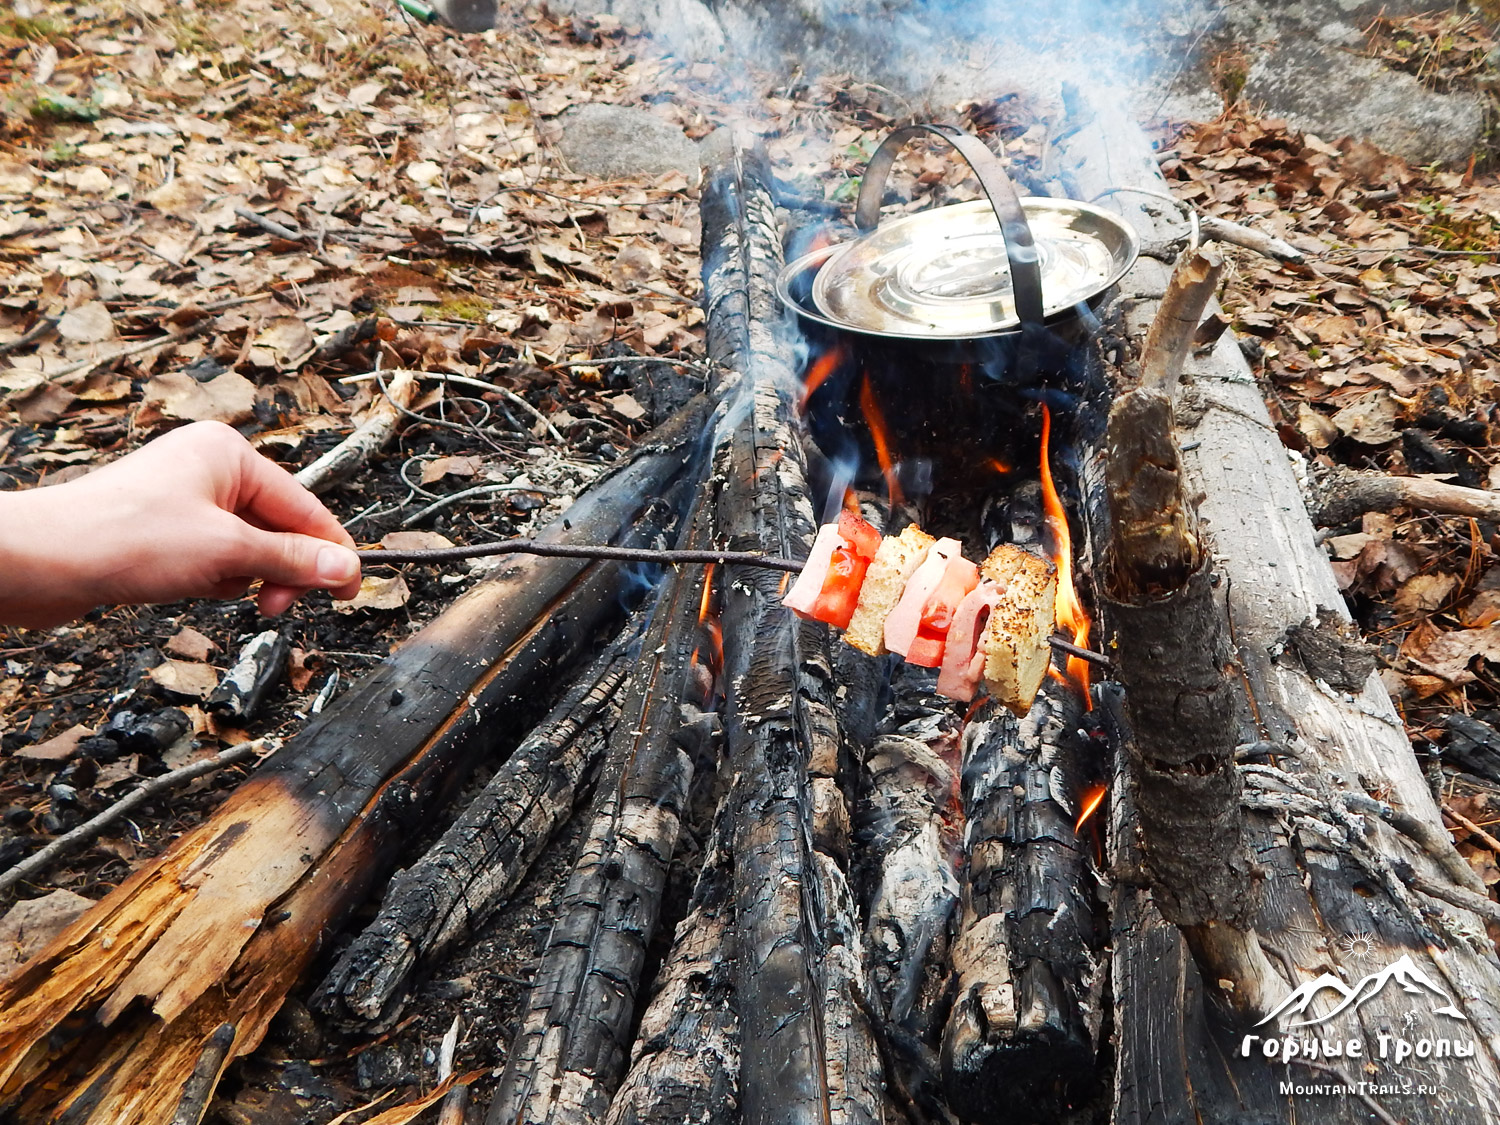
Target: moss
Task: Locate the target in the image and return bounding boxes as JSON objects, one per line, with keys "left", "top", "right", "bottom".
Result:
{"left": 434, "top": 296, "right": 493, "bottom": 322}
{"left": 0, "top": 14, "right": 61, "bottom": 40}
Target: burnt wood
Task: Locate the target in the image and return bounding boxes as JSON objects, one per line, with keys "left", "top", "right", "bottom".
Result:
{"left": 0, "top": 399, "right": 710, "bottom": 1125}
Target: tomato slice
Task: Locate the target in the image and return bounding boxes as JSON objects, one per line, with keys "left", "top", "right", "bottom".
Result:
{"left": 811, "top": 545, "right": 871, "bottom": 629}
{"left": 837, "top": 510, "right": 882, "bottom": 560}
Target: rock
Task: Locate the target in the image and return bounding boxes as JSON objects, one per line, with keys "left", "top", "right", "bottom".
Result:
{"left": 1244, "top": 38, "right": 1484, "bottom": 167}
{"left": 554, "top": 104, "right": 701, "bottom": 180}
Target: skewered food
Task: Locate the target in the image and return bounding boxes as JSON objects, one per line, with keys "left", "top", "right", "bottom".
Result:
{"left": 785, "top": 522, "right": 1059, "bottom": 713}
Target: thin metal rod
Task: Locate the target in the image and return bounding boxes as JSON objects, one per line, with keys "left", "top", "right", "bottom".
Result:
{"left": 357, "top": 540, "right": 1112, "bottom": 666}
{"left": 357, "top": 540, "right": 805, "bottom": 572}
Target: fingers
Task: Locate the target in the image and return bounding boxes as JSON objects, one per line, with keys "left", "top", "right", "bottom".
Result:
{"left": 257, "top": 582, "right": 307, "bottom": 618}
{"left": 234, "top": 528, "right": 362, "bottom": 603}
{"left": 230, "top": 433, "right": 355, "bottom": 549}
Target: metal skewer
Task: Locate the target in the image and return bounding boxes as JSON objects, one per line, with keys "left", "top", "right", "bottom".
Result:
{"left": 355, "top": 540, "right": 1111, "bottom": 666}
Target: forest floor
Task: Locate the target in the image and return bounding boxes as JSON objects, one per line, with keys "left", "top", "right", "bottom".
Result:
{"left": 1, "top": 1, "right": 1498, "bottom": 1121}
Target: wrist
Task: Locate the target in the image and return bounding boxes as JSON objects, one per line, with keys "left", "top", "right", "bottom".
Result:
{"left": 0, "top": 486, "right": 93, "bottom": 629}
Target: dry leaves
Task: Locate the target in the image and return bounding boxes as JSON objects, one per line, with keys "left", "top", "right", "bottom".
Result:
{"left": 334, "top": 574, "right": 411, "bottom": 613}
{"left": 147, "top": 659, "right": 221, "bottom": 700}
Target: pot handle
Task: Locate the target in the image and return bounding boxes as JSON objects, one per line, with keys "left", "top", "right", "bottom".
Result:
{"left": 854, "top": 123, "right": 1045, "bottom": 334}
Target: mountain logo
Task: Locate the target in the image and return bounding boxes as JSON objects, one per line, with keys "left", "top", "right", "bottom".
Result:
{"left": 1257, "top": 954, "right": 1468, "bottom": 1029}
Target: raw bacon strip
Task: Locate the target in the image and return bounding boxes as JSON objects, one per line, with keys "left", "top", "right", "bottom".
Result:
{"left": 884, "top": 537, "right": 962, "bottom": 658}
{"left": 936, "top": 581, "right": 1002, "bottom": 701}
{"left": 782, "top": 524, "right": 844, "bottom": 617}
{"left": 906, "top": 553, "right": 981, "bottom": 667}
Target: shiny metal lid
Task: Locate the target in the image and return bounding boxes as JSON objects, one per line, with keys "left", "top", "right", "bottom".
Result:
{"left": 808, "top": 199, "right": 1139, "bottom": 340}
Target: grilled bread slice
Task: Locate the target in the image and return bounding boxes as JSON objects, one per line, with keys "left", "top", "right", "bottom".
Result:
{"left": 844, "top": 524, "right": 935, "bottom": 655}
{"left": 977, "top": 545, "right": 1057, "bottom": 716}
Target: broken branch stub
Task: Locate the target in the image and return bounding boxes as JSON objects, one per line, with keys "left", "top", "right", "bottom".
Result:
{"left": 1137, "top": 247, "right": 1222, "bottom": 397}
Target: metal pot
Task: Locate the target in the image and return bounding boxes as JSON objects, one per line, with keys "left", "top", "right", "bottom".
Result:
{"left": 777, "top": 123, "right": 1138, "bottom": 483}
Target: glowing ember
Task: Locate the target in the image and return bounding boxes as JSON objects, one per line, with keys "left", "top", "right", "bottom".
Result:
{"left": 1040, "top": 404, "right": 1092, "bottom": 702}
{"left": 1075, "top": 781, "right": 1108, "bottom": 832}
{"left": 799, "top": 341, "right": 849, "bottom": 411}
{"left": 858, "top": 374, "right": 903, "bottom": 506}
{"left": 988, "top": 458, "right": 1012, "bottom": 475}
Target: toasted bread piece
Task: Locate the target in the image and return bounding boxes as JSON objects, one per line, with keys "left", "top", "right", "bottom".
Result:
{"left": 844, "top": 524, "right": 935, "bottom": 655}
{"left": 977, "top": 545, "right": 1057, "bottom": 716}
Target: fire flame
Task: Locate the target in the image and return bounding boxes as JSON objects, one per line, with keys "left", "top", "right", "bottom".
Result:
{"left": 1075, "top": 782, "right": 1108, "bottom": 832}
{"left": 692, "top": 563, "right": 724, "bottom": 673}
{"left": 800, "top": 341, "right": 849, "bottom": 411}
{"left": 857, "top": 374, "right": 903, "bottom": 506}
{"left": 1039, "top": 404, "right": 1092, "bottom": 702}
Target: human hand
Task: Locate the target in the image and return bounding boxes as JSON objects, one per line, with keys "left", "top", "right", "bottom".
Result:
{"left": 0, "top": 421, "right": 362, "bottom": 629}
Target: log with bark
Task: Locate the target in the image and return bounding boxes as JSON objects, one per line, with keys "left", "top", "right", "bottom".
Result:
{"left": 0, "top": 397, "right": 711, "bottom": 1125}
{"left": 1055, "top": 91, "right": 1500, "bottom": 1122}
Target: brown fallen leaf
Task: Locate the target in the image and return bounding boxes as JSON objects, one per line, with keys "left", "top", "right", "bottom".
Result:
{"left": 57, "top": 301, "right": 117, "bottom": 344}
{"left": 378, "top": 531, "right": 455, "bottom": 551}
{"left": 1297, "top": 402, "right": 1338, "bottom": 450}
{"left": 1460, "top": 590, "right": 1500, "bottom": 629}
{"left": 148, "top": 658, "right": 221, "bottom": 700}
{"left": 419, "top": 456, "right": 481, "bottom": 484}
{"left": 334, "top": 573, "right": 411, "bottom": 613}
{"left": 1330, "top": 536, "right": 1426, "bottom": 595}
{"left": 1331, "top": 390, "right": 1400, "bottom": 445}
{"left": 249, "top": 316, "right": 316, "bottom": 369}
{"left": 0, "top": 890, "right": 93, "bottom": 982}
{"left": 287, "top": 648, "right": 323, "bottom": 693}
{"left": 1393, "top": 573, "right": 1459, "bottom": 620}
{"left": 137, "top": 370, "right": 257, "bottom": 427}
{"left": 165, "top": 627, "right": 218, "bottom": 662}
{"left": 14, "top": 723, "right": 94, "bottom": 762}
{"left": 1403, "top": 624, "right": 1500, "bottom": 684}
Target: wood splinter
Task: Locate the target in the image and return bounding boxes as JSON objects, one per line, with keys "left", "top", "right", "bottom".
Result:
{"left": 1103, "top": 248, "right": 1281, "bottom": 1021}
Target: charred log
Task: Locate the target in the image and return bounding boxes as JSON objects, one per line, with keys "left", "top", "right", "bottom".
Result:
{"left": 1058, "top": 92, "right": 1500, "bottom": 1121}
{"left": 603, "top": 804, "right": 740, "bottom": 1125}
{"left": 0, "top": 399, "right": 710, "bottom": 1125}
{"left": 311, "top": 618, "right": 644, "bottom": 1030}
{"left": 1307, "top": 463, "right": 1500, "bottom": 528}
{"left": 483, "top": 505, "right": 715, "bottom": 1125}
{"left": 941, "top": 681, "right": 1102, "bottom": 1124}
{"left": 205, "top": 629, "right": 288, "bottom": 725}
{"left": 707, "top": 139, "right": 884, "bottom": 1125}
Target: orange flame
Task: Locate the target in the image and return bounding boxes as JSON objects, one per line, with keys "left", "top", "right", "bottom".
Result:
{"left": 988, "top": 457, "right": 1012, "bottom": 475}
{"left": 858, "top": 374, "right": 903, "bottom": 506}
{"left": 692, "top": 564, "right": 724, "bottom": 674}
{"left": 1075, "top": 782, "right": 1108, "bottom": 832}
{"left": 1040, "top": 404, "right": 1092, "bottom": 703}
{"left": 698, "top": 563, "right": 716, "bottom": 624}
{"left": 800, "top": 341, "right": 849, "bottom": 411}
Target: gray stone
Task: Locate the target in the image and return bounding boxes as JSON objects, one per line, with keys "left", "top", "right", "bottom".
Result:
{"left": 555, "top": 103, "right": 702, "bottom": 180}
{"left": 1245, "top": 39, "right": 1485, "bottom": 167}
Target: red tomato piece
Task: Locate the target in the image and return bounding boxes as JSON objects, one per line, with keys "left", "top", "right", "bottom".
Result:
{"left": 811, "top": 546, "right": 871, "bottom": 629}
{"left": 837, "top": 510, "right": 882, "bottom": 559}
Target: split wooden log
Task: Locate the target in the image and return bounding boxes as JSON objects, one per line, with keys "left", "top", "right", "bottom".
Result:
{"left": 603, "top": 802, "right": 741, "bottom": 1125}
{"left": 1137, "top": 247, "right": 1223, "bottom": 396}
{"left": 311, "top": 616, "right": 644, "bottom": 1029}
{"left": 707, "top": 140, "right": 884, "bottom": 1125}
{"left": 1056, "top": 92, "right": 1500, "bottom": 1120}
{"left": 293, "top": 368, "right": 417, "bottom": 494}
{"left": 0, "top": 398, "right": 710, "bottom": 1125}
{"left": 1307, "top": 464, "right": 1500, "bottom": 528}
{"left": 483, "top": 506, "right": 715, "bottom": 1125}
{"left": 942, "top": 680, "right": 1102, "bottom": 1123}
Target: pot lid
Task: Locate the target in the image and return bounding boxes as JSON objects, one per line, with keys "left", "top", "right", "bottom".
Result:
{"left": 809, "top": 199, "right": 1139, "bottom": 339}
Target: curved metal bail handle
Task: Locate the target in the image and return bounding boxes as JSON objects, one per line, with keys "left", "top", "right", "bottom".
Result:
{"left": 853, "top": 123, "right": 1045, "bottom": 336}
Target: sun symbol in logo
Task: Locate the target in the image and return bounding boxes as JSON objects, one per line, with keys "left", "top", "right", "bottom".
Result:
{"left": 1337, "top": 931, "right": 1377, "bottom": 957}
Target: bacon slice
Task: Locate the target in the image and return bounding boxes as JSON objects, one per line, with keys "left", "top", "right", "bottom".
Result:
{"left": 884, "top": 537, "right": 962, "bottom": 658}
{"left": 936, "top": 581, "right": 1002, "bottom": 701}
{"left": 782, "top": 523, "right": 844, "bottom": 617}
{"left": 905, "top": 553, "right": 981, "bottom": 667}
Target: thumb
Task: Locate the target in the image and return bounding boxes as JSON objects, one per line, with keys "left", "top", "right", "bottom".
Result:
{"left": 238, "top": 529, "right": 362, "bottom": 598}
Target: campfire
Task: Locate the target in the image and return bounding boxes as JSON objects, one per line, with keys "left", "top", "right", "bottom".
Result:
{"left": 2, "top": 72, "right": 1499, "bottom": 1125}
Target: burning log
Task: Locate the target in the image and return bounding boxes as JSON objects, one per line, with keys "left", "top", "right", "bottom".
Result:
{"left": 311, "top": 617, "right": 643, "bottom": 1029}
{"left": 483, "top": 507, "right": 714, "bottom": 1125}
{"left": 0, "top": 398, "right": 711, "bottom": 1125}
{"left": 941, "top": 682, "right": 1102, "bottom": 1123}
{"left": 1057, "top": 94, "right": 1500, "bottom": 1118}
{"left": 706, "top": 141, "right": 885, "bottom": 1125}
